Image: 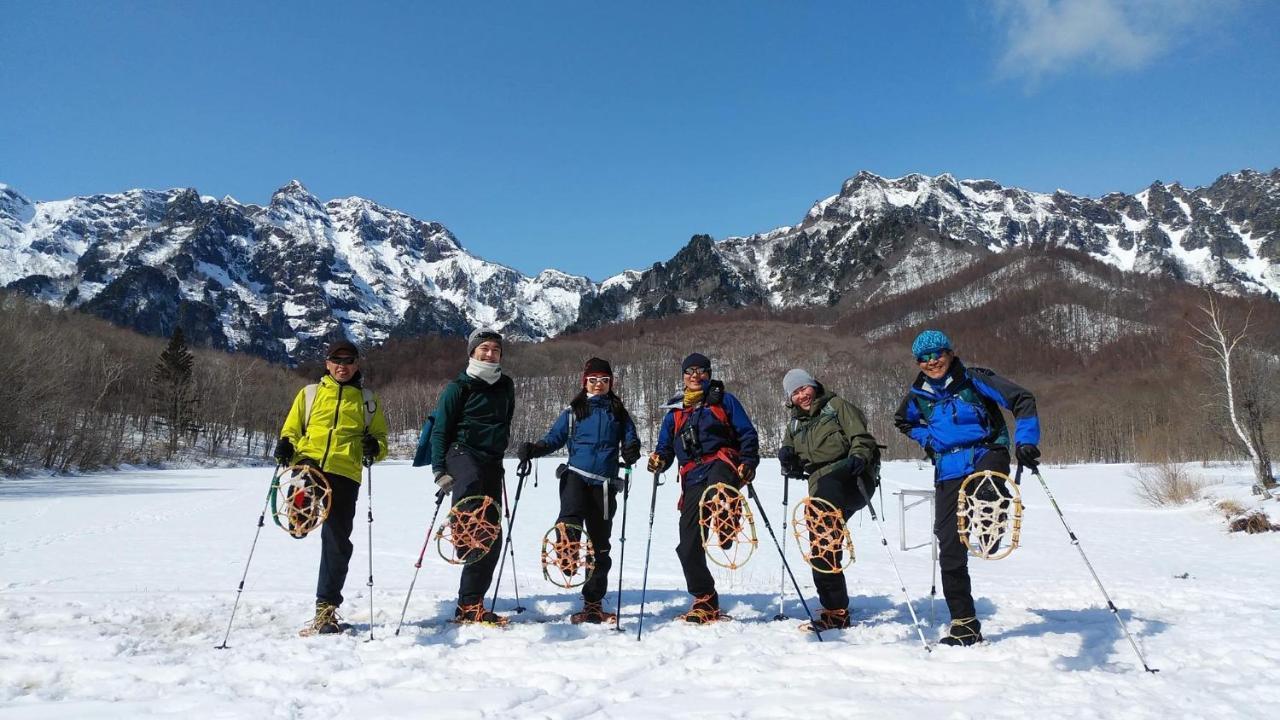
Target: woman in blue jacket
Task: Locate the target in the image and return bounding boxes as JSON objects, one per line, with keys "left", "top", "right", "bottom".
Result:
{"left": 519, "top": 357, "right": 641, "bottom": 623}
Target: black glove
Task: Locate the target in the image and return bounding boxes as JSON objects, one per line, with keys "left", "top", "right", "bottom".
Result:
{"left": 778, "top": 446, "right": 803, "bottom": 477}
{"left": 842, "top": 455, "right": 866, "bottom": 480}
{"left": 517, "top": 442, "right": 537, "bottom": 463}
{"left": 737, "top": 463, "right": 756, "bottom": 484}
{"left": 274, "top": 437, "right": 294, "bottom": 465}
{"left": 1016, "top": 443, "right": 1041, "bottom": 467}
{"left": 621, "top": 441, "right": 641, "bottom": 466}
{"left": 361, "top": 433, "right": 379, "bottom": 465}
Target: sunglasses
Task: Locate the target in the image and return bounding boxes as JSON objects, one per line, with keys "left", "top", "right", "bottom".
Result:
{"left": 683, "top": 367, "right": 709, "bottom": 376}
{"left": 585, "top": 375, "right": 612, "bottom": 384}
{"left": 915, "top": 351, "right": 947, "bottom": 364}
{"left": 327, "top": 356, "right": 358, "bottom": 365}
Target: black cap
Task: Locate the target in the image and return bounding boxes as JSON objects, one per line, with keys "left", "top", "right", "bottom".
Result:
{"left": 326, "top": 339, "right": 360, "bottom": 358}
{"left": 584, "top": 357, "right": 613, "bottom": 377}
{"left": 681, "top": 353, "right": 711, "bottom": 373}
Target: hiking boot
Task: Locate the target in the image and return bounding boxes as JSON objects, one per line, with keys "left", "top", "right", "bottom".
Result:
{"left": 569, "top": 600, "right": 616, "bottom": 625}
{"left": 809, "top": 608, "right": 851, "bottom": 630}
{"left": 299, "top": 601, "right": 343, "bottom": 636}
{"left": 678, "top": 592, "right": 727, "bottom": 623}
{"left": 454, "top": 602, "right": 508, "bottom": 626}
{"left": 939, "top": 616, "right": 983, "bottom": 647}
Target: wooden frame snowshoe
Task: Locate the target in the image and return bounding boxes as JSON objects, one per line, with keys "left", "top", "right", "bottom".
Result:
{"left": 957, "top": 469, "right": 1022, "bottom": 560}
{"left": 271, "top": 464, "right": 331, "bottom": 539}
{"left": 436, "top": 494, "right": 502, "bottom": 566}
{"left": 790, "top": 496, "right": 854, "bottom": 574}
{"left": 698, "top": 482, "right": 758, "bottom": 569}
{"left": 541, "top": 521, "right": 596, "bottom": 588}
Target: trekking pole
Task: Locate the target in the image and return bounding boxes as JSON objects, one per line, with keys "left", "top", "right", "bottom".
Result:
{"left": 215, "top": 465, "right": 282, "bottom": 649}
{"left": 1030, "top": 464, "right": 1159, "bottom": 673}
{"left": 929, "top": 462, "right": 938, "bottom": 628}
{"left": 773, "top": 472, "right": 792, "bottom": 621}
{"left": 364, "top": 459, "right": 375, "bottom": 641}
{"left": 489, "top": 465, "right": 531, "bottom": 614}
{"left": 636, "top": 470, "right": 664, "bottom": 641}
{"left": 395, "top": 488, "right": 448, "bottom": 636}
{"left": 745, "top": 482, "right": 823, "bottom": 642}
{"left": 613, "top": 465, "right": 633, "bottom": 632}
{"left": 851, "top": 477, "right": 932, "bottom": 653}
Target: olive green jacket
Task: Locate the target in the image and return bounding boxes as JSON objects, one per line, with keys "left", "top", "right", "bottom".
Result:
{"left": 782, "top": 391, "right": 878, "bottom": 494}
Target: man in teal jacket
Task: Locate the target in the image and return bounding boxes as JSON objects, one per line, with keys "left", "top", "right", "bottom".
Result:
{"left": 429, "top": 328, "right": 516, "bottom": 624}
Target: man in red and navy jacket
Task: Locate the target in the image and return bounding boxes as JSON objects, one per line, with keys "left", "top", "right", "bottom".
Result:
{"left": 648, "top": 352, "right": 759, "bottom": 622}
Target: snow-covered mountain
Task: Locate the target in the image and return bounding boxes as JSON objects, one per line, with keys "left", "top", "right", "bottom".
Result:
{"left": 0, "top": 181, "right": 600, "bottom": 362}
{"left": 572, "top": 168, "right": 1280, "bottom": 330}
{"left": 3, "top": 168, "right": 1278, "bottom": 362}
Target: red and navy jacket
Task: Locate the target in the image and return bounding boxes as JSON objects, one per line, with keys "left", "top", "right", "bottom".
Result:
{"left": 894, "top": 359, "right": 1039, "bottom": 482}
{"left": 654, "top": 380, "right": 759, "bottom": 484}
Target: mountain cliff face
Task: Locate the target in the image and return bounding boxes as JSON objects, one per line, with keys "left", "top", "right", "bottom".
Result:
{"left": 3, "top": 168, "right": 1277, "bottom": 362}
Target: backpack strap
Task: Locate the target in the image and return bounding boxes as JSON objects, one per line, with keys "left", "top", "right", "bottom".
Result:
{"left": 303, "top": 384, "right": 319, "bottom": 428}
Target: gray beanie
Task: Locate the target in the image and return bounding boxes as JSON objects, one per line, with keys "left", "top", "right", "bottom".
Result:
{"left": 783, "top": 368, "right": 818, "bottom": 398}
{"left": 467, "top": 327, "right": 504, "bottom": 357}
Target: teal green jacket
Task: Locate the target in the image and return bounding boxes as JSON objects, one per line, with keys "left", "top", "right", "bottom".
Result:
{"left": 429, "top": 371, "right": 516, "bottom": 474}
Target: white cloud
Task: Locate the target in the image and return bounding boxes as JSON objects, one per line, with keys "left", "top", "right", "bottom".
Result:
{"left": 991, "top": 0, "right": 1227, "bottom": 82}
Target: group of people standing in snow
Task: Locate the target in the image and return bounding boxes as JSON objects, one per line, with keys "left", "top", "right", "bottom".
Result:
{"left": 272, "top": 327, "right": 1041, "bottom": 647}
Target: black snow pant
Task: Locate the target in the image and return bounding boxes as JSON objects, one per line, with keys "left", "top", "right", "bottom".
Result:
{"left": 447, "top": 446, "right": 505, "bottom": 606}
{"left": 557, "top": 470, "right": 618, "bottom": 604}
{"left": 807, "top": 469, "right": 875, "bottom": 611}
{"left": 934, "top": 447, "right": 1010, "bottom": 621}
{"left": 675, "top": 461, "right": 740, "bottom": 598}
{"left": 316, "top": 470, "right": 360, "bottom": 607}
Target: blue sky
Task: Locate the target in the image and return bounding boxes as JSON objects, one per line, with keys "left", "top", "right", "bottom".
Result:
{"left": 2, "top": 1, "right": 1277, "bottom": 280}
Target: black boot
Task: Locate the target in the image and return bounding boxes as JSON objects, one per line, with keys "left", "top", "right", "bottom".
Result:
{"left": 570, "top": 600, "right": 616, "bottom": 625}
{"left": 939, "top": 616, "right": 983, "bottom": 646}
{"left": 678, "top": 592, "right": 727, "bottom": 623}
{"left": 454, "top": 601, "right": 508, "bottom": 626}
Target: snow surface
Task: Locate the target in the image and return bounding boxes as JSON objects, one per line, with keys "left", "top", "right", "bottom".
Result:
{"left": 1, "top": 461, "right": 1277, "bottom": 718}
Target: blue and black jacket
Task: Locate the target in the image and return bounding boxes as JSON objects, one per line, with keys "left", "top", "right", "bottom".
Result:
{"left": 894, "top": 359, "right": 1040, "bottom": 482}
{"left": 539, "top": 394, "right": 640, "bottom": 487}
{"left": 654, "top": 380, "right": 760, "bottom": 485}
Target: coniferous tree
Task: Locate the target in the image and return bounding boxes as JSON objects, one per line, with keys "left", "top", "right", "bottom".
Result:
{"left": 152, "top": 327, "right": 199, "bottom": 458}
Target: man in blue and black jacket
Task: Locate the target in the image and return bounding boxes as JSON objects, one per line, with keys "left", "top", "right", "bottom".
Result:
{"left": 648, "top": 353, "right": 759, "bottom": 623}
{"left": 894, "top": 330, "right": 1041, "bottom": 647}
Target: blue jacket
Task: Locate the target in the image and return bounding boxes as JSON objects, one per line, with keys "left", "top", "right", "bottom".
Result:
{"left": 654, "top": 381, "right": 760, "bottom": 485}
{"left": 539, "top": 394, "right": 640, "bottom": 486}
{"left": 894, "top": 360, "right": 1040, "bottom": 482}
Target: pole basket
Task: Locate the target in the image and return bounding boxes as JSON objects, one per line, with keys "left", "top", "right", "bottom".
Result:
{"left": 957, "top": 469, "right": 1023, "bottom": 560}
{"left": 271, "top": 464, "right": 331, "bottom": 539}
{"left": 436, "top": 495, "right": 502, "bottom": 566}
{"left": 790, "top": 496, "right": 854, "bottom": 574}
{"left": 698, "top": 482, "right": 758, "bottom": 569}
{"left": 541, "top": 522, "right": 596, "bottom": 588}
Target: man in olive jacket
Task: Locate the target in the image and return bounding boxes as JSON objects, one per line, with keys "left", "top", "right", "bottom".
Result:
{"left": 275, "top": 339, "right": 388, "bottom": 636}
{"left": 429, "top": 328, "right": 516, "bottom": 624}
{"left": 778, "top": 369, "right": 878, "bottom": 630}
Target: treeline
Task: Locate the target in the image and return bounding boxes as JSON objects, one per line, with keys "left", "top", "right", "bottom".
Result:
{"left": 0, "top": 294, "right": 300, "bottom": 474}
{"left": 4, "top": 249, "right": 1279, "bottom": 476}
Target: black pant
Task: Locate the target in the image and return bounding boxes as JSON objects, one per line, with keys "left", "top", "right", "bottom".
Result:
{"left": 676, "top": 461, "right": 740, "bottom": 597}
{"left": 557, "top": 471, "right": 618, "bottom": 604}
{"left": 447, "top": 446, "right": 505, "bottom": 606}
{"left": 808, "top": 473, "right": 872, "bottom": 611}
{"left": 933, "top": 447, "right": 1010, "bottom": 620}
{"left": 316, "top": 471, "right": 360, "bottom": 607}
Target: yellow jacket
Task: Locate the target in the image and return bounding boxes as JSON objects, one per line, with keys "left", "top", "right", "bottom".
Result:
{"left": 280, "top": 374, "right": 388, "bottom": 481}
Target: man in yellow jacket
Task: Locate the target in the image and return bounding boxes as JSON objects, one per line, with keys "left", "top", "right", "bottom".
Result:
{"left": 275, "top": 339, "right": 388, "bottom": 635}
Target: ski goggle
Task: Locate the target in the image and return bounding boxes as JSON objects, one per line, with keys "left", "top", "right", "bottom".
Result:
{"left": 585, "top": 375, "right": 612, "bottom": 385}
{"left": 915, "top": 350, "right": 948, "bottom": 364}
{"left": 683, "top": 367, "right": 709, "bottom": 377}
{"left": 327, "top": 355, "right": 358, "bottom": 365}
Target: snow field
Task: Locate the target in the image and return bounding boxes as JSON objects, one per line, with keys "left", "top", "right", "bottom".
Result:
{"left": 1, "top": 461, "right": 1277, "bottom": 718}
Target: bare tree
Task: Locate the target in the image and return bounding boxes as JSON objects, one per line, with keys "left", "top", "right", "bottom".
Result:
{"left": 1188, "top": 292, "right": 1277, "bottom": 492}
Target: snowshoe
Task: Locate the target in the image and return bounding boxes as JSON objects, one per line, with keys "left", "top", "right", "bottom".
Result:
{"left": 299, "top": 601, "right": 348, "bottom": 637}
{"left": 677, "top": 592, "right": 731, "bottom": 624}
{"left": 569, "top": 600, "right": 617, "bottom": 625}
{"left": 939, "top": 616, "right": 984, "bottom": 647}
{"left": 453, "top": 602, "right": 509, "bottom": 627}
{"left": 799, "top": 608, "right": 851, "bottom": 632}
